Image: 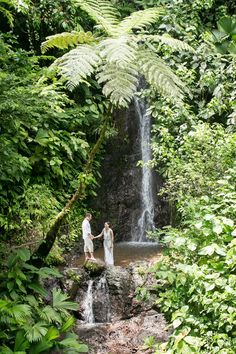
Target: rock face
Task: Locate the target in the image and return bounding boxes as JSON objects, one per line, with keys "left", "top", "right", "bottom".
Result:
{"left": 89, "top": 103, "right": 170, "bottom": 241}
{"left": 71, "top": 260, "right": 170, "bottom": 353}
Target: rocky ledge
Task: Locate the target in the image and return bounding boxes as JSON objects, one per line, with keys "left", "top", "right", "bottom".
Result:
{"left": 75, "top": 309, "right": 169, "bottom": 354}
{"left": 61, "top": 259, "right": 170, "bottom": 353}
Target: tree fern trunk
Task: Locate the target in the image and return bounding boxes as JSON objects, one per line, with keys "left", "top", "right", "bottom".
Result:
{"left": 31, "top": 114, "right": 110, "bottom": 267}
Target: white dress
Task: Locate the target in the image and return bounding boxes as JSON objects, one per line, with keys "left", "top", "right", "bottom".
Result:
{"left": 103, "top": 229, "right": 114, "bottom": 266}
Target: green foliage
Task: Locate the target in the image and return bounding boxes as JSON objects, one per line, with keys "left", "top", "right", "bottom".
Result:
{"left": 0, "top": 0, "right": 29, "bottom": 27}
{"left": 209, "top": 16, "right": 236, "bottom": 54}
{"left": 45, "top": 0, "right": 192, "bottom": 106}
{"left": 0, "top": 36, "right": 108, "bottom": 246}
{"left": 0, "top": 248, "right": 88, "bottom": 353}
{"left": 146, "top": 124, "right": 236, "bottom": 353}
{"left": 41, "top": 30, "right": 95, "bottom": 53}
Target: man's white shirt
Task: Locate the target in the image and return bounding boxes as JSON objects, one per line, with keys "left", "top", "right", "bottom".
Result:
{"left": 82, "top": 219, "right": 91, "bottom": 239}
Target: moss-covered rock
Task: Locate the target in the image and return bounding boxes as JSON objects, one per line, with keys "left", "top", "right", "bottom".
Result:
{"left": 83, "top": 259, "right": 105, "bottom": 276}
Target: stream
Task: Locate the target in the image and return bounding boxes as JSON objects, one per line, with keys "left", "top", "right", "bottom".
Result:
{"left": 70, "top": 241, "right": 162, "bottom": 267}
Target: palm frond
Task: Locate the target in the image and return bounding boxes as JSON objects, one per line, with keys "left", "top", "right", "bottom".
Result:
{"left": 98, "top": 36, "right": 137, "bottom": 67}
{"left": 60, "top": 316, "right": 75, "bottom": 332}
{"left": 116, "top": 7, "right": 164, "bottom": 35}
{"left": 75, "top": 0, "right": 120, "bottom": 35}
{"left": 137, "top": 49, "right": 188, "bottom": 100}
{"left": 7, "top": 304, "right": 31, "bottom": 321}
{"left": 52, "top": 288, "right": 79, "bottom": 311}
{"left": 54, "top": 44, "right": 101, "bottom": 91}
{"left": 41, "top": 31, "right": 94, "bottom": 54}
{"left": 97, "top": 62, "right": 139, "bottom": 107}
{"left": 139, "top": 34, "right": 194, "bottom": 52}
{"left": 40, "top": 306, "right": 62, "bottom": 324}
{"left": 24, "top": 322, "right": 48, "bottom": 343}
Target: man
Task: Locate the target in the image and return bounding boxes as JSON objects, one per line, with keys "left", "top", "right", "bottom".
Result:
{"left": 82, "top": 212, "right": 95, "bottom": 261}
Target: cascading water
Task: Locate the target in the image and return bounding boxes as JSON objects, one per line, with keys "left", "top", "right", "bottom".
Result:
{"left": 83, "top": 280, "right": 94, "bottom": 323}
{"left": 132, "top": 97, "right": 155, "bottom": 242}
{"left": 83, "top": 275, "right": 111, "bottom": 324}
{"left": 93, "top": 274, "right": 111, "bottom": 323}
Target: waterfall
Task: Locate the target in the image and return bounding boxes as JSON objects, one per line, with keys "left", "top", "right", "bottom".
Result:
{"left": 94, "top": 274, "right": 111, "bottom": 323}
{"left": 132, "top": 97, "right": 155, "bottom": 242}
{"left": 83, "top": 275, "right": 111, "bottom": 323}
{"left": 83, "top": 280, "right": 94, "bottom": 323}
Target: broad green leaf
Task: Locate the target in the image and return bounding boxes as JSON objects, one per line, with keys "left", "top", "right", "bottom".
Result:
{"left": 60, "top": 316, "right": 75, "bottom": 332}
{"left": 29, "top": 338, "right": 53, "bottom": 354}
{"left": 28, "top": 283, "right": 48, "bottom": 297}
{"left": 45, "top": 326, "right": 59, "bottom": 341}
{"left": 35, "top": 129, "right": 50, "bottom": 146}
{"left": 213, "top": 223, "right": 223, "bottom": 235}
{"left": 217, "top": 16, "right": 236, "bottom": 35}
{"left": 59, "top": 337, "right": 88, "bottom": 352}
{"left": 37, "top": 267, "right": 62, "bottom": 279}
{"left": 173, "top": 318, "right": 182, "bottom": 329}
{"left": 14, "top": 330, "right": 30, "bottom": 351}
{"left": 231, "top": 229, "right": 236, "bottom": 236}
{"left": 16, "top": 249, "right": 31, "bottom": 262}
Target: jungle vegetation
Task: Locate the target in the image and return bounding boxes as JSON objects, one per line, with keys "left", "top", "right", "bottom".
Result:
{"left": 0, "top": 0, "right": 236, "bottom": 353}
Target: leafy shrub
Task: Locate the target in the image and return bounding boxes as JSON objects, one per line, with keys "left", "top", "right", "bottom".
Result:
{"left": 0, "top": 248, "right": 88, "bottom": 353}
{"left": 148, "top": 124, "right": 236, "bottom": 353}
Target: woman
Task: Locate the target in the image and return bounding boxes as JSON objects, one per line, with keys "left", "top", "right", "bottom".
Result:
{"left": 97, "top": 222, "right": 114, "bottom": 266}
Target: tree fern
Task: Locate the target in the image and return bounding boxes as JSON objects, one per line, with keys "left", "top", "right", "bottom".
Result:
{"left": 51, "top": 0, "right": 193, "bottom": 104}
{"left": 97, "top": 62, "right": 139, "bottom": 106}
{"left": 75, "top": 0, "right": 120, "bottom": 35}
{"left": 115, "top": 7, "right": 164, "bottom": 35}
{"left": 98, "top": 36, "right": 138, "bottom": 67}
{"left": 54, "top": 44, "right": 101, "bottom": 91}
{"left": 139, "top": 34, "right": 194, "bottom": 52}
{"left": 41, "top": 31, "right": 94, "bottom": 54}
{"left": 137, "top": 49, "right": 188, "bottom": 100}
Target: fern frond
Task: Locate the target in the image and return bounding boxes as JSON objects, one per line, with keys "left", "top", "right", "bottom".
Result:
{"left": 54, "top": 44, "right": 101, "bottom": 91}
{"left": 41, "top": 31, "right": 94, "bottom": 54}
{"left": 139, "top": 34, "right": 194, "bottom": 52}
{"left": 0, "top": 5, "right": 14, "bottom": 27}
{"left": 98, "top": 36, "right": 137, "bottom": 67}
{"left": 75, "top": 0, "right": 120, "bottom": 35}
{"left": 116, "top": 7, "right": 164, "bottom": 35}
{"left": 97, "top": 62, "right": 139, "bottom": 107}
{"left": 137, "top": 49, "right": 188, "bottom": 100}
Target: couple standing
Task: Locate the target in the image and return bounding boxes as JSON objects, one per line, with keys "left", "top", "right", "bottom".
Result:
{"left": 82, "top": 213, "right": 114, "bottom": 266}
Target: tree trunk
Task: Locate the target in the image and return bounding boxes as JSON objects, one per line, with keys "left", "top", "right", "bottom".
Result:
{"left": 31, "top": 114, "right": 110, "bottom": 267}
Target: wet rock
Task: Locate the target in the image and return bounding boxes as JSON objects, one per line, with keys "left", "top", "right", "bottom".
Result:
{"left": 88, "top": 104, "right": 170, "bottom": 241}
{"left": 105, "top": 266, "right": 133, "bottom": 320}
{"left": 75, "top": 310, "right": 170, "bottom": 354}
